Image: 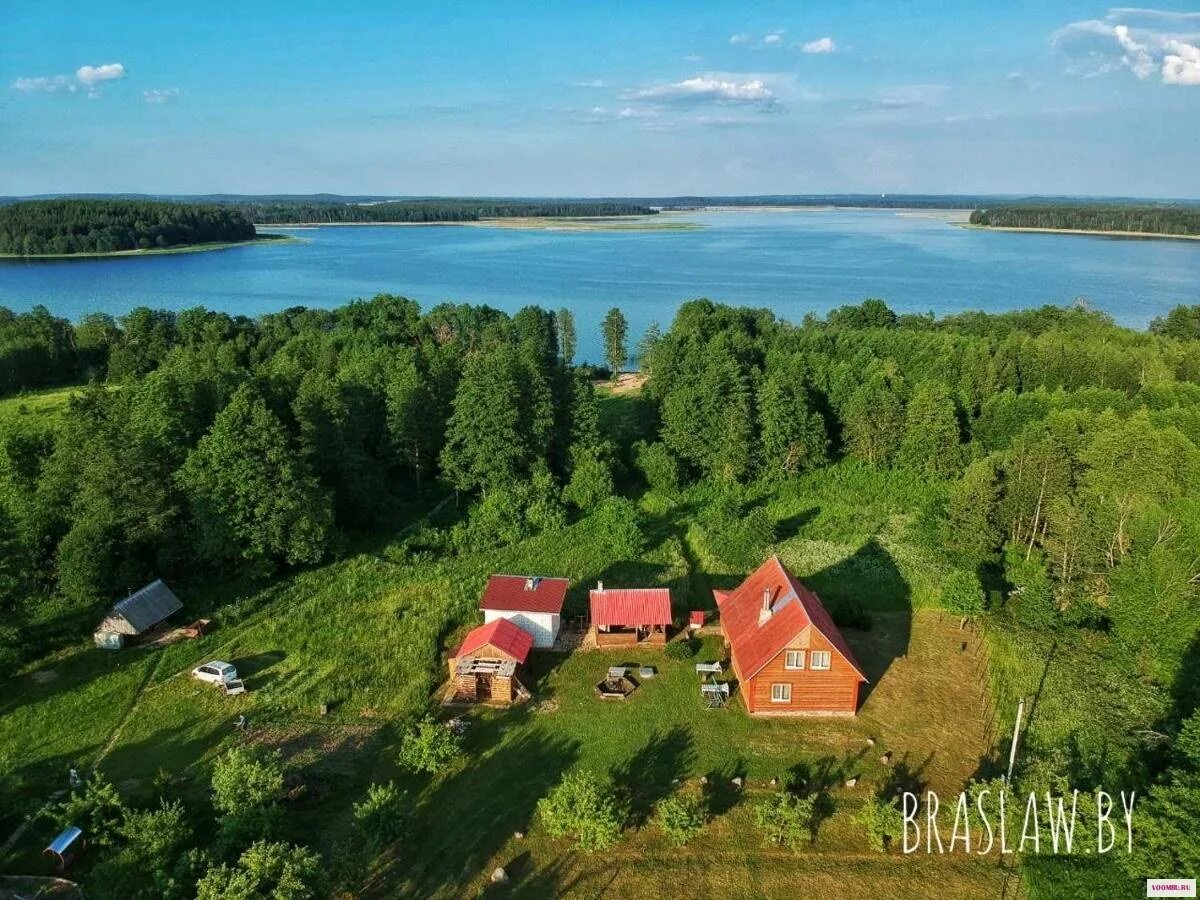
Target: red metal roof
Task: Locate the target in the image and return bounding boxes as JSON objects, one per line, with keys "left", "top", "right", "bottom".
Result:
{"left": 454, "top": 618, "right": 534, "bottom": 664}
{"left": 589, "top": 588, "right": 673, "bottom": 627}
{"left": 479, "top": 575, "right": 568, "bottom": 614}
{"left": 689, "top": 610, "right": 707, "bottom": 626}
{"left": 714, "top": 557, "right": 866, "bottom": 683}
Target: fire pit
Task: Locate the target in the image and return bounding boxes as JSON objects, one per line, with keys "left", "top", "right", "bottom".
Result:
{"left": 595, "top": 667, "right": 638, "bottom": 700}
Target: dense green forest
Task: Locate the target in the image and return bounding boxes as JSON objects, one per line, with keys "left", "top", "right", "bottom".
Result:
{"left": 2, "top": 295, "right": 1200, "bottom": 894}
{"left": 0, "top": 200, "right": 257, "bottom": 256}
{"left": 970, "top": 204, "right": 1200, "bottom": 235}
{"left": 235, "top": 199, "right": 656, "bottom": 224}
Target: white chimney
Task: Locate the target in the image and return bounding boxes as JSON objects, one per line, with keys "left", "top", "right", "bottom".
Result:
{"left": 758, "top": 588, "right": 773, "bottom": 625}
{"left": 596, "top": 580, "right": 604, "bottom": 592}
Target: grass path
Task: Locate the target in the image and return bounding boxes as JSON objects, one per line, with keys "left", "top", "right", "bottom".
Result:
{"left": 92, "top": 650, "right": 167, "bottom": 771}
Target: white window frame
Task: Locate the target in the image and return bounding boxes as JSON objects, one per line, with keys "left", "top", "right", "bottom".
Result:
{"left": 784, "top": 650, "right": 805, "bottom": 670}
{"left": 770, "top": 683, "right": 792, "bottom": 703}
{"left": 810, "top": 650, "right": 831, "bottom": 671}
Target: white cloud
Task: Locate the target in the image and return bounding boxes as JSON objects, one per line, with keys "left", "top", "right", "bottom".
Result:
{"left": 1162, "top": 37, "right": 1200, "bottom": 84}
{"left": 763, "top": 30, "right": 785, "bottom": 46}
{"left": 801, "top": 36, "right": 837, "bottom": 54}
{"left": 683, "top": 54, "right": 702, "bottom": 62}
{"left": 1054, "top": 9, "right": 1200, "bottom": 84}
{"left": 12, "top": 62, "right": 127, "bottom": 97}
{"left": 1113, "top": 24, "right": 1155, "bottom": 77}
{"left": 143, "top": 88, "right": 180, "bottom": 104}
{"left": 630, "top": 74, "right": 780, "bottom": 109}
{"left": 12, "top": 75, "right": 75, "bottom": 93}
{"left": 571, "top": 79, "right": 607, "bottom": 88}
{"left": 729, "top": 33, "right": 751, "bottom": 45}
{"left": 76, "top": 63, "right": 126, "bottom": 86}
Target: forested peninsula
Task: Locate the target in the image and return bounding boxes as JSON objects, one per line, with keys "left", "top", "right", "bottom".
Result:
{"left": 0, "top": 199, "right": 260, "bottom": 256}
{"left": 969, "top": 204, "right": 1200, "bottom": 237}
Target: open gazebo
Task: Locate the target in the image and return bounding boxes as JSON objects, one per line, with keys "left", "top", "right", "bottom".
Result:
{"left": 589, "top": 583, "right": 673, "bottom": 648}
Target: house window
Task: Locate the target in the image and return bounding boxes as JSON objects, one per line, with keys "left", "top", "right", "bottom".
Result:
{"left": 771, "top": 683, "right": 792, "bottom": 703}
{"left": 810, "top": 650, "right": 831, "bottom": 670}
{"left": 785, "top": 650, "right": 805, "bottom": 670}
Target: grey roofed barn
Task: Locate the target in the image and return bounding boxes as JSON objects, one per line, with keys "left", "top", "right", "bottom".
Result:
{"left": 97, "top": 580, "right": 183, "bottom": 636}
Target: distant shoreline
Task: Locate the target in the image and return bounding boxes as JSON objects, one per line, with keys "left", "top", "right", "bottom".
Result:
{"left": 959, "top": 223, "right": 1200, "bottom": 242}
{"left": 262, "top": 215, "right": 699, "bottom": 232}
{"left": 0, "top": 233, "right": 296, "bottom": 261}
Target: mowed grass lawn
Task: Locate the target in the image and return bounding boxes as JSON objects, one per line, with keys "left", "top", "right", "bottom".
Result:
{"left": 385, "top": 612, "right": 1004, "bottom": 899}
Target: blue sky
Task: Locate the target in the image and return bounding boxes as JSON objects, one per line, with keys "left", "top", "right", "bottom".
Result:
{"left": 3, "top": 2, "right": 1199, "bottom": 197}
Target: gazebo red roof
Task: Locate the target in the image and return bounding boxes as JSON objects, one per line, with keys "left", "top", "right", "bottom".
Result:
{"left": 589, "top": 588, "right": 673, "bottom": 627}
{"left": 454, "top": 618, "right": 534, "bottom": 664}
{"left": 479, "top": 575, "right": 569, "bottom": 614}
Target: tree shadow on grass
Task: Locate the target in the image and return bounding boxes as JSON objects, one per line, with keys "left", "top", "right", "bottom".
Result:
{"left": 805, "top": 537, "right": 912, "bottom": 705}
{"left": 701, "top": 756, "right": 748, "bottom": 816}
{"left": 609, "top": 725, "right": 696, "bottom": 827}
{"left": 774, "top": 506, "right": 820, "bottom": 543}
{"left": 380, "top": 707, "right": 579, "bottom": 898}
{"left": 787, "top": 753, "right": 859, "bottom": 840}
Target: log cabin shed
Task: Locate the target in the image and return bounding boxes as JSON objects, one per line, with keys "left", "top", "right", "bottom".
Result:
{"left": 93, "top": 580, "right": 183, "bottom": 649}
{"left": 716, "top": 557, "right": 866, "bottom": 716}
{"left": 449, "top": 618, "right": 534, "bottom": 704}
{"left": 589, "top": 583, "right": 673, "bottom": 647}
{"left": 479, "top": 575, "right": 568, "bottom": 648}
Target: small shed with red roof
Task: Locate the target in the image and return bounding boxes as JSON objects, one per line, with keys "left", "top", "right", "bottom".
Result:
{"left": 449, "top": 618, "right": 535, "bottom": 705}
{"left": 480, "top": 575, "right": 569, "bottom": 649}
{"left": 716, "top": 556, "right": 867, "bottom": 716}
{"left": 589, "top": 582, "right": 673, "bottom": 647}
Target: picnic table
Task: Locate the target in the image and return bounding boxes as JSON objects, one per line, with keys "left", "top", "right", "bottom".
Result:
{"left": 700, "top": 682, "right": 730, "bottom": 709}
{"left": 695, "top": 662, "right": 723, "bottom": 676}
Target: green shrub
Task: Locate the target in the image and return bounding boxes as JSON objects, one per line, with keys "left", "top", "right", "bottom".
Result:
{"left": 855, "top": 792, "right": 905, "bottom": 852}
{"left": 195, "top": 840, "right": 325, "bottom": 900}
{"left": 591, "top": 497, "right": 644, "bottom": 558}
{"left": 698, "top": 492, "right": 775, "bottom": 569}
{"left": 754, "top": 790, "right": 815, "bottom": 850}
{"left": 397, "top": 716, "right": 462, "bottom": 775}
{"left": 940, "top": 569, "right": 985, "bottom": 617}
{"left": 537, "top": 770, "right": 626, "bottom": 852}
{"left": 563, "top": 449, "right": 615, "bottom": 511}
{"left": 654, "top": 792, "right": 707, "bottom": 845}
{"left": 119, "top": 798, "right": 192, "bottom": 865}
{"left": 664, "top": 638, "right": 698, "bottom": 660}
{"left": 1003, "top": 546, "right": 1058, "bottom": 629}
{"left": 634, "top": 440, "right": 682, "bottom": 494}
{"left": 353, "top": 781, "right": 407, "bottom": 847}
{"left": 47, "top": 774, "right": 125, "bottom": 847}
{"left": 211, "top": 747, "right": 285, "bottom": 817}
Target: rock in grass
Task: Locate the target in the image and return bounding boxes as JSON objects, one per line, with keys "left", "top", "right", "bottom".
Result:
{"left": 845, "top": 777, "right": 858, "bottom": 788}
{"left": 769, "top": 777, "right": 778, "bottom": 786}
{"left": 491, "top": 867, "right": 509, "bottom": 884}
{"left": 881, "top": 751, "right": 892, "bottom": 765}
{"left": 513, "top": 831, "right": 524, "bottom": 840}
{"left": 732, "top": 777, "right": 744, "bottom": 788}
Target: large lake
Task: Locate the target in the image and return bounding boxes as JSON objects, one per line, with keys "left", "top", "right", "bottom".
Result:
{"left": 2, "top": 209, "right": 1197, "bottom": 363}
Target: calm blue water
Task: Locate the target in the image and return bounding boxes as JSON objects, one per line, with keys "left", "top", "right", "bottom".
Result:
{"left": 2, "top": 209, "right": 1197, "bottom": 363}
